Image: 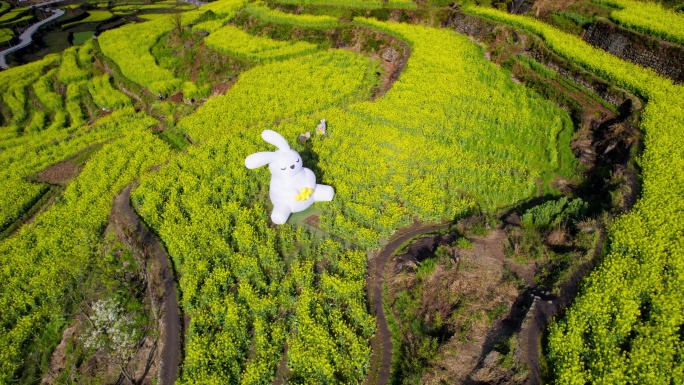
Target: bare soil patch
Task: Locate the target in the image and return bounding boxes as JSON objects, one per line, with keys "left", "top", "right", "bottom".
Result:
{"left": 364, "top": 222, "right": 450, "bottom": 385}
{"left": 368, "top": 34, "right": 410, "bottom": 100}
{"left": 110, "top": 182, "right": 182, "bottom": 385}
{"left": 212, "top": 81, "right": 234, "bottom": 96}
{"left": 190, "top": 42, "right": 204, "bottom": 83}
{"left": 303, "top": 214, "right": 320, "bottom": 228}
{"left": 407, "top": 230, "right": 524, "bottom": 385}
{"left": 34, "top": 160, "right": 80, "bottom": 186}
{"left": 168, "top": 90, "right": 184, "bottom": 103}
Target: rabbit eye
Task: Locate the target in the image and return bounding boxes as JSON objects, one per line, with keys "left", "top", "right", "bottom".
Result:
{"left": 280, "top": 167, "right": 286, "bottom": 170}
{"left": 296, "top": 159, "right": 300, "bottom": 163}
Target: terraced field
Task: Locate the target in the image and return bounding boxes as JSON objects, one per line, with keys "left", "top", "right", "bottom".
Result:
{"left": 0, "top": 0, "right": 682, "bottom": 384}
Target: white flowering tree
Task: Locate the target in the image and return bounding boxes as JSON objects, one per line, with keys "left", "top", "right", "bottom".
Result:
{"left": 84, "top": 299, "right": 141, "bottom": 384}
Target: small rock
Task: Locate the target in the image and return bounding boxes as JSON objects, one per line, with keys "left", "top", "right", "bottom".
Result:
{"left": 505, "top": 213, "right": 521, "bottom": 226}
{"left": 381, "top": 47, "right": 400, "bottom": 62}
{"left": 483, "top": 351, "right": 500, "bottom": 368}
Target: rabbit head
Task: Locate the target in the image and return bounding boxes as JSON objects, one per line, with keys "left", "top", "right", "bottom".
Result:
{"left": 245, "top": 130, "right": 303, "bottom": 178}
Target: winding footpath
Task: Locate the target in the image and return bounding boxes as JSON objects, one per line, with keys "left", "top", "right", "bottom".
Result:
{"left": 366, "top": 222, "right": 450, "bottom": 385}
{"left": 112, "top": 183, "right": 181, "bottom": 385}
{"left": 0, "top": 8, "right": 64, "bottom": 69}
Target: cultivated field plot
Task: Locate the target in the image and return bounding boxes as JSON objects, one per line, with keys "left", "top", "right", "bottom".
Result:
{"left": 0, "top": 0, "right": 683, "bottom": 384}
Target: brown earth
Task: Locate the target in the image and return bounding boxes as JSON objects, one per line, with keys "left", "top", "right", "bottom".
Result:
{"left": 518, "top": 226, "right": 604, "bottom": 385}
{"left": 190, "top": 42, "right": 204, "bottom": 83}
{"left": 368, "top": 34, "right": 410, "bottom": 101}
{"left": 34, "top": 159, "right": 80, "bottom": 186}
{"left": 372, "top": 216, "right": 601, "bottom": 385}
{"left": 110, "top": 182, "right": 182, "bottom": 385}
{"left": 364, "top": 222, "right": 450, "bottom": 385}
{"left": 42, "top": 318, "right": 81, "bottom": 382}
{"left": 398, "top": 229, "right": 528, "bottom": 385}
{"left": 42, "top": 313, "right": 160, "bottom": 385}
{"left": 2, "top": 149, "right": 91, "bottom": 239}
{"left": 212, "top": 81, "right": 233, "bottom": 96}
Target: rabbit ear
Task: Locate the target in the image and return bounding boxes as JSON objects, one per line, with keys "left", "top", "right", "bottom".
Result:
{"left": 262, "top": 130, "right": 290, "bottom": 151}
{"left": 245, "top": 152, "right": 277, "bottom": 169}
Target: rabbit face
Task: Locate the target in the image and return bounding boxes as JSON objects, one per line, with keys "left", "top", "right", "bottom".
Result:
{"left": 269, "top": 149, "right": 303, "bottom": 179}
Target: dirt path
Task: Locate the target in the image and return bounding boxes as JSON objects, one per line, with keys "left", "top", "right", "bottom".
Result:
{"left": 369, "top": 34, "right": 410, "bottom": 101}
{"left": 111, "top": 183, "right": 181, "bottom": 385}
{"left": 365, "top": 222, "right": 450, "bottom": 385}
{"left": 519, "top": 228, "right": 605, "bottom": 385}
{"left": 190, "top": 43, "right": 204, "bottom": 83}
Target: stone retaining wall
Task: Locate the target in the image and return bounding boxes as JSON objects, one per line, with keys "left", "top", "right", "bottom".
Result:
{"left": 584, "top": 18, "right": 684, "bottom": 84}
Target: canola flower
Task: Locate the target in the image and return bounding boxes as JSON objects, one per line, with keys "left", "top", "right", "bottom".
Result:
{"left": 466, "top": 6, "right": 684, "bottom": 384}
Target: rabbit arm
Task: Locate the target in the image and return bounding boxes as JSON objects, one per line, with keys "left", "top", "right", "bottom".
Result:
{"left": 300, "top": 168, "right": 317, "bottom": 188}
{"left": 262, "top": 130, "right": 290, "bottom": 151}
{"left": 245, "top": 152, "right": 277, "bottom": 169}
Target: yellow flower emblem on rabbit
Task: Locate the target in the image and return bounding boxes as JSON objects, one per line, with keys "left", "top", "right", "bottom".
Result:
{"left": 296, "top": 187, "right": 314, "bottom": 201}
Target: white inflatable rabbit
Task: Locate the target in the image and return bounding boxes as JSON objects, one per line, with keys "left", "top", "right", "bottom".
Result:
{"left": 245, "top": 130, "right": 335, "bottom": 224}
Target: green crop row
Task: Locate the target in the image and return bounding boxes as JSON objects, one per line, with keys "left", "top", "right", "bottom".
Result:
{"left": 182, "top": 81, "right": 211, "bottom": 100}
{"left": 88, "top": 74, "right": 131, "bottom": 110}
{"left": 0, "top": 27, "right": 12, "bottom": 44}
{"left": 594, "top": 0, "right": 684, "bottom": 45}
{"left": 100, "top": 2, "right": 240, "bottom": 95}
{"left": 0, "top": 7, "right": 28, "bottom": 23}
{"left": 132, "top": 49, "right": 377, "bottom": 383}
{"left": 112, "top": 4, "right": 175, "bottom": 12}
{"left": 188, "top": 0, "right": 247, "bottom": 33}
{"left": 4, "top": 14, "right": 32, "bottom": 26}
{"left": 33, "top": 69, "right": 63, "bottom": 112}
{"left": 201, "top": 0, "right": 247, "bottom": 16}
{"left": 204, "top": 25, "right": 319, "bottom": 63}
{"left": 78, "top": 38, "right": 94, "bottom": 68}
{"left": 0, "top": 109, "right": 171, "bottom": 382}
{"left": 273, "top": 0, "right": 416, "bottom": 10}
{"left": 466, "top": 6, "right": 684, "bottom": 384}
{"left": 0, "top": 56, "right": 58, "bottom": 126}
{"left": 243, "top": 5, "right": 340, "bottom": 29}
{"left": 25, "top": 110, "right": 46, "bottom": 133}
{"left": 98, "top": 13, "right": 198, "bottom": 95}
{"left": 61, "top": 10, "right": 114, "bottom": 29}
{"left": 2, "top": 85, "right": 27, "bottom": 125}
{"left": 58, "top": 47, "right": 90, "bottom": 84}
{"left": 191, "top": 18, "right": 226, "bottom": 33}
{"left": 179, "top": 49, "right": 376, "bottom": 142}
{"left": 66, "top": 81, "right": 87, "bottom": 128}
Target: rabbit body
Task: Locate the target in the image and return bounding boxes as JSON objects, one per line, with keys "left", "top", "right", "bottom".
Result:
{"left": 245, "top": 130, "right": 334, "bottom": 224}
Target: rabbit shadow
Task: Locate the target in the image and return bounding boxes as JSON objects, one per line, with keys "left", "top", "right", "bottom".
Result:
{"left": 299, "top": 143, "right": 326, "bottom": 183}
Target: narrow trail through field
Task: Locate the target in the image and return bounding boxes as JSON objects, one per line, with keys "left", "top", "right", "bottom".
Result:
{"left": 111, "top": 183, "right": 181, "bottom": 385}
{"left": 519, "top": 228, "right": 605, "bottom": 385}
{"left": 365, "top": 222, "right": 450, "bottom": 385}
